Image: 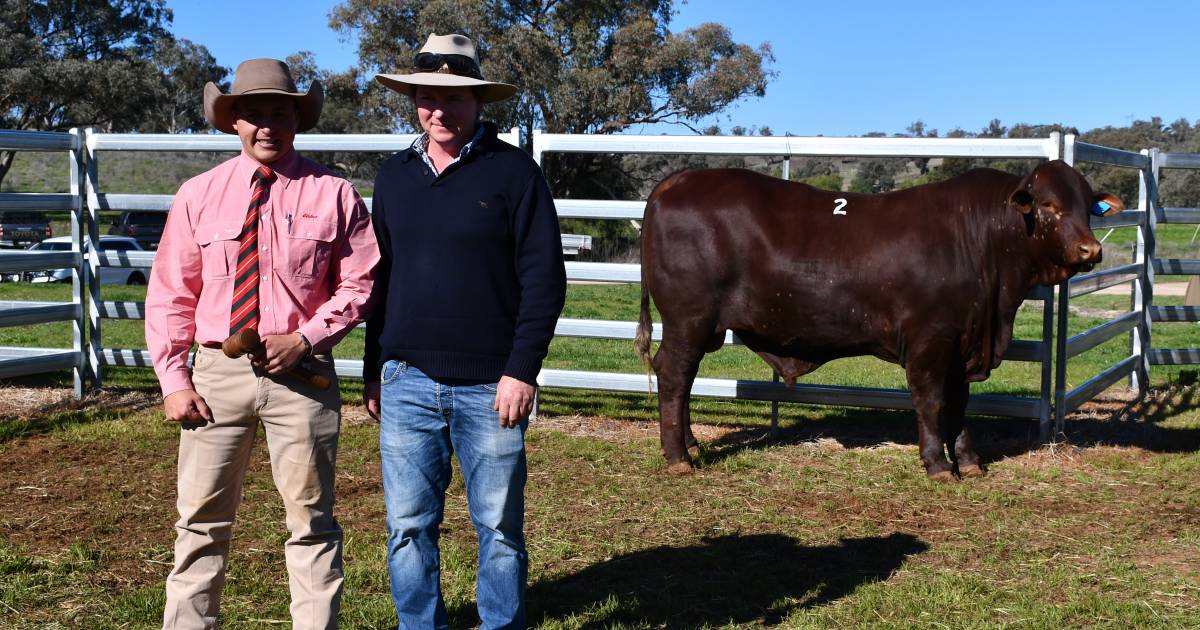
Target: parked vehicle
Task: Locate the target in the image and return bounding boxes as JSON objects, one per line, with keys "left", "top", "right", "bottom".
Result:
{"left": 0, "top": 210, "right": 51, "bottom": 248}
{"left": 10, "top": 236, "right": 150, "bottom": 285}
{"left": 107, "top": 211, "right": 166, "bottom": 249}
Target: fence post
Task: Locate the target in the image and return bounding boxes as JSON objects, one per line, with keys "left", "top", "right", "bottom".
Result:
{"left": 83, "top": 128, "right": 102, "bottom": 389}
{"left": 532, "top": 128, "right": 544, "bottom": 420}
{"left": 1046, "top": 131, "right": 1066, "bottom": 437}
{"left": 1134, "top": 149, "right": 1160, "bottom": 390}
{"left": 68, "top": 128, "right": 85, "bottom": 398}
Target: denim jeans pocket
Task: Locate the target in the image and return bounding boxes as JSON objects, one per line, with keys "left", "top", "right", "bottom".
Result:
{"left": 380, "top": 359, "right": 407, "bottom": 385}
{"left": 481, "top": 381, "right": 498, "bottom": 393}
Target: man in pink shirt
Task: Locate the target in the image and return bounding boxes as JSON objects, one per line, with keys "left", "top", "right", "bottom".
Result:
{"left": 145, "top": 58, "right": 378, "bottom": 630}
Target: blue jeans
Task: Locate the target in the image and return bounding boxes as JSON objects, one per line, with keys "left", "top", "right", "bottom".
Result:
{"left": 379, "top": 360, "right": 528, "bottom": 630}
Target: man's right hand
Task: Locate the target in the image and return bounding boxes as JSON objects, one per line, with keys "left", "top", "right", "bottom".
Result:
{"left": 164, "top": 389, "right": 212, "bottom": 423}
{"left": 364, "top": 381, "right": 381, "bottom": 421}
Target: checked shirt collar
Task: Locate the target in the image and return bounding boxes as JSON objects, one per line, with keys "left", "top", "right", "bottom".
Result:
{"left": 411, "top": 124, "right": 487, "bottom": 176}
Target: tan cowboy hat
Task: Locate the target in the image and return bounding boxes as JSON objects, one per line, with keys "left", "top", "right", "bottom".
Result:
{"left": 203, "top": 58, "right": 324, "bottom": 134}
{"left": 375, "top": 33, "right": 517, "bottom": 103}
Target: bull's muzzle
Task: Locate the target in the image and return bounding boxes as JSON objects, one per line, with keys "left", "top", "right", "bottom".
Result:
{"left": 1074, "top": 240, "right": 1103, "bottom": 271}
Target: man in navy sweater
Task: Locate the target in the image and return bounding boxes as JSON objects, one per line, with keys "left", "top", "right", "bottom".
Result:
{"left": 364, "top": 33, "right": 566, "bottom": 630}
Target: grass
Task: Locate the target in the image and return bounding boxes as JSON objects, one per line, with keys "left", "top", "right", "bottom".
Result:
{"left": 0, "top": 387, "right": 1198, "bottom": 628}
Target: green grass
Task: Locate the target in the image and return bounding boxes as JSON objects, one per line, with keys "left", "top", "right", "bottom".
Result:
{"left": 1, "top": 395, "right": 1198, "bottom": 628}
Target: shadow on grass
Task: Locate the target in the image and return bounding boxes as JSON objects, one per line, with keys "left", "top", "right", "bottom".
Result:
{"left": 0, "top": 407, "right": 121, "bottom": 442}
{"left": 0, "top": 375, "right": 161, "bottom": 443}
{"left": 695, "top": 406, "right": 1044, "bottom": 469}
{"left": 688, "top": 381, "right": 1200, "bottom": 470}
{"left": 519, "top": 532, "right": 926, "bottom": 628}
{"left": 1059, "top": 376, "right": 1200, "bottom": 453}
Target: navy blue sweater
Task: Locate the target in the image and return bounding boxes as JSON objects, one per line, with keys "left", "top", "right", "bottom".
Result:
{"left": 363, "top": 124, "right": 566, "bottom": 385}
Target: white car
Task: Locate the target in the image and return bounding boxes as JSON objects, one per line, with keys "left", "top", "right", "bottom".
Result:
{"left": 20, "top": 236, "right": 150, "bottom": 285}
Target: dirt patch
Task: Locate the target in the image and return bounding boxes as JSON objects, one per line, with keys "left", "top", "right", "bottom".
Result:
{"left": 532, "top": 413, "right": 743, "bottom": 444}
{"left": 0, "top": 386, "right": 160, "bottom": 424}
{"left": 0, "top": 436, "right": 178, "bottom": 583}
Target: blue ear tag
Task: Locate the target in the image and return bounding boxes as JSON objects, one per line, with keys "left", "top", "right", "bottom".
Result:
{"left": 1092, "top": 201, "right": 1112, "bottom": 217}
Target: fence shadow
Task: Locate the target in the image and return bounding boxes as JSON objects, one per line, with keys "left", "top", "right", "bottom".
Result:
{"left": 518, "top": 532, "right": 926, "bottom": 629}
{"left": 695, "top": 380, "right": 1200, "bottom": 468}
{"left": 696, "top": 407, "right": 1041, "bottom": 469}
{"left": 1059, "top": 378, "right": 1200, "bottom": 452}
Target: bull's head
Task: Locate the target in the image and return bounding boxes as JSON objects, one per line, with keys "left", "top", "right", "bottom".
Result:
{"left": 1008, "top": 160, "right": 1125, "bottom": 285}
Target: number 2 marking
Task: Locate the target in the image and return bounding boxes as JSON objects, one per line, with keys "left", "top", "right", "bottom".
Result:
{"left": 833, "top": 198, "right": 848, "bottom": 215}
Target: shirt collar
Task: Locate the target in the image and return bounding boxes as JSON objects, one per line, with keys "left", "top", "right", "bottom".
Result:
{"left": 235, "top": 149, "right": 302, "bottom": 189}
{"left": 411, "top": 124, "right": 488, "bottom": 173}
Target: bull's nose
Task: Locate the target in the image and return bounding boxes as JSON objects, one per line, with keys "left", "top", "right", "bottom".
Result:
{"left": 1078, "top": 241, "right": 1102, "bottom": 262}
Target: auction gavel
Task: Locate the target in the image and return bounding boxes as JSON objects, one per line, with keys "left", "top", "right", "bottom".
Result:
{"left": 222, "top": 328, "right": 332, "bottom": 390}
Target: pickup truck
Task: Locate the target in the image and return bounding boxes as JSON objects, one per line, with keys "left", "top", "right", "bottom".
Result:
{"left": 0, "top": 211, "right": 51, "bottom": 248}
{"left": 108, "top": 211, "right": 166, "bottom": 249}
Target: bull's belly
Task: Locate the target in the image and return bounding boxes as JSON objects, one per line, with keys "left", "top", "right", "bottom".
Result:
{"left": 731, "top": 324, "right": 900, "bottom": 366}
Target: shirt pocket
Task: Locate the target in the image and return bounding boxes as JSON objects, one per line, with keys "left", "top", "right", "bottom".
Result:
{"left": 194, "top": 221, "right": 244, "bottom": 279}
{"left": 281, "top": 218, "right": 338, "bottom": 278}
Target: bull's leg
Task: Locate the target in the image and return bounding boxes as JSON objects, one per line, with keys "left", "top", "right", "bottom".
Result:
{"left": 904, "top": 347, "right": 957, "bottom": 482}
{"left": 944, "top": 379, "right": 984, "bottom": 478}
{"left": 652, "top": 339, "right": 708, "bottom": 475}
{"left": 683, "top": 421, "right": 701, "bottom": 460}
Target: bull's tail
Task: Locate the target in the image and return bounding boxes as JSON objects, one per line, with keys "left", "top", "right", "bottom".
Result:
{"left": 635, "top": 281, "right": 653, "bottom": 371}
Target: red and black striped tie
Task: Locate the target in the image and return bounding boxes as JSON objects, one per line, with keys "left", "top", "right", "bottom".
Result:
{"left": 230, "top": 165, "right": 275, "bottom": 335}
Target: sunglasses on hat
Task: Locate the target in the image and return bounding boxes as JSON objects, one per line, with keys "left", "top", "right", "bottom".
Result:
{"left": 413, "top": 52, "right": 483, "bottom": 80}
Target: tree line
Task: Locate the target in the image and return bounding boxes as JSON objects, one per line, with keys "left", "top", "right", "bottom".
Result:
{"left": 4, "top": 0, "right": 1197, "bottom": 258}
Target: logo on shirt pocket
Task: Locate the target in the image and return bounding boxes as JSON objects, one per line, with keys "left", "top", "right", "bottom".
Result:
{"left": 281, "top": 218, "right": 338, "bottom": 278}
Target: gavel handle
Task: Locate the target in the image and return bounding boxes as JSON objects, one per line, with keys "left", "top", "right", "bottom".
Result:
{"left": 289, "top": 361, "right": 331, "bottom": 390}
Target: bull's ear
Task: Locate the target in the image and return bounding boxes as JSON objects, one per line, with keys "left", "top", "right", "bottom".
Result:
{"left": 1093, "top": 192, "right": 1125, "bottom": 217}
{"left": 1009, "top": 189, "right": 1035, "bottom": 214}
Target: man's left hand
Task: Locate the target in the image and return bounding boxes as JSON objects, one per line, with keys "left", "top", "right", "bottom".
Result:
{"left": 494, "top": 376, "right": 534, "bottom": 428}
{"left": 258, "top": 332, "right": 308, "bottom": 374}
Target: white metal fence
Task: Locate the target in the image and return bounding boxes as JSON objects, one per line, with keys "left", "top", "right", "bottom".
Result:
{"left": 0, "top": 127, "right": 1190, "bottom": 439}
{"left": 1054, "top": 136, "right": 1155, "bottom": 430}
{"left": 1143, "top": 151, "right": 1200, "bottom": 364}
{"left": 0, "top": 129, "right": 86, "bottom": 396}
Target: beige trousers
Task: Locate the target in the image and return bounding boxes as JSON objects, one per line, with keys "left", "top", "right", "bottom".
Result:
{"left": 162, "top": 346, "right": 343, "bottom": 630}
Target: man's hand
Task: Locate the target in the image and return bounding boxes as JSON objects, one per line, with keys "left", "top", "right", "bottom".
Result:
{"left": 364, "top": 381, "right": 381, "bottom": 421}
{"left": 258, "top": 332, "right": 308, "bottom": 374}
{"left": 494, "top": 376, "right": 535, "bottom": 428}
{"left": 164, "top": 389, "right": 212, "bottom": 423}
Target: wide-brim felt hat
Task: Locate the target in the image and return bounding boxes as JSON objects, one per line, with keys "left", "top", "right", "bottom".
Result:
{"left": 203, "top": 58, "right": 324, "bottom": 134}
{"left": 375, "top": 33, "right": 517, "bottom": 103}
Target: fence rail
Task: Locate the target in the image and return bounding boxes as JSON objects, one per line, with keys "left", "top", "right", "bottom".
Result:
{"left": 1, "top": 127, "right": 1194, "bottom": 440}
{"left": 0, "top": 127, "right": 85, "bottom": 395}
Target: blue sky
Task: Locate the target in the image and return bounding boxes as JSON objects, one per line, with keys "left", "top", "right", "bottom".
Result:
{"left": 169, "top": 0, "right": 1200, "bottom": 137}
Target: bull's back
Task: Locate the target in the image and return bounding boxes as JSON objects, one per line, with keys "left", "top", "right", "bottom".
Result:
{"left": 643, "top": 168, "right": 948, "bottom": 298}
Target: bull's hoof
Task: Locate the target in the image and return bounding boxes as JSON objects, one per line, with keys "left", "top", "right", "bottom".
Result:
{"left": 958, "top": 464, "right": 985, "bottom": 478}
{"left": 687, "top": 445, "right": 702, "bottom": 459}
{"left": 667, "top": 461, "right": 696, "bottom": 476}
{"left": 927, "top": 470, "right": 958, "bottom": 483}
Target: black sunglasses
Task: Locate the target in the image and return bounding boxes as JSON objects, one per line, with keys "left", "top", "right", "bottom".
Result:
{"left": 413, "top": 52, "right": 483, "bottom": 80}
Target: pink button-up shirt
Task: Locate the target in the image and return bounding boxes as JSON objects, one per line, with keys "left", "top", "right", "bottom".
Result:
{"left": 146, "top": 150, "right": 379, "bottom": 398}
